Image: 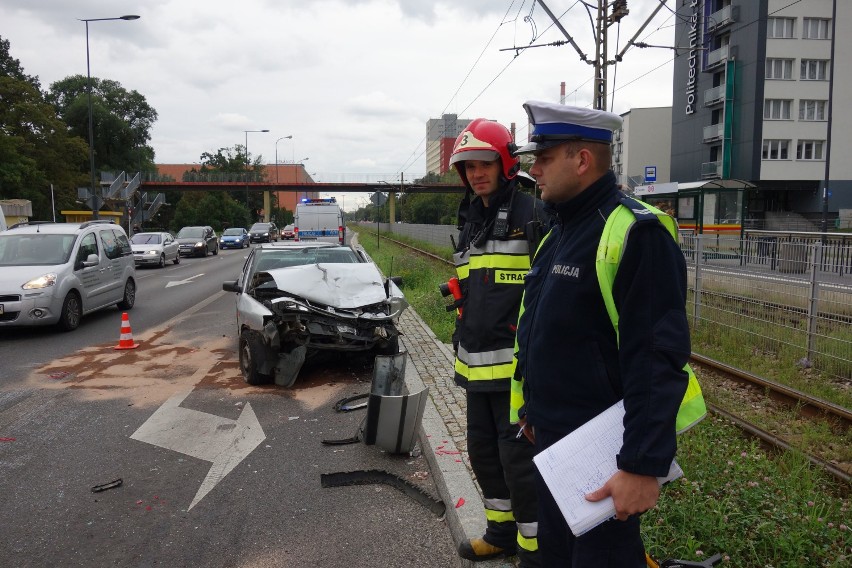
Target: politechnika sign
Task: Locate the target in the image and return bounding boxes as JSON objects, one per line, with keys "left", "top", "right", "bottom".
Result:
{"left": 685, "top": 0, "right": 701, "bottom": 115}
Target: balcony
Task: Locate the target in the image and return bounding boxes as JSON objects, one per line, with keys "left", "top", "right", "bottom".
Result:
{"left": 706, "top": 5, "right": 737, "bottom": 33}
{"left": 701, "top": 161, "right": 722, "bottom": 179}
{"left": 705, "top": 45, "right": 729, "bottom": 71}
{"left": 703, "top": 123, "right": 725, "bottom": 143}
{"left": 704, "top": 84, "right": 726, "bottom": 107}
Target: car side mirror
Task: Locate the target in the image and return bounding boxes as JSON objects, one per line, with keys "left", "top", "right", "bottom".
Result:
{"left": 82, "top": 253, "right": 100, "bottom": 268}
{"left": 223, "top": 280, "right": 240, "bottom": 293}
{"left": 389, "top": 276, "right": 403, "bottom": 287}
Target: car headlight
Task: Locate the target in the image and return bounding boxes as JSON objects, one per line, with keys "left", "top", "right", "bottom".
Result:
{"left": 23, "top": 273, "right": 57, "bottom": 290}
{"left": 262, "top": 232, "right": 269, "bottom": 236}
{"left": 146, "top": 250, "right": 158, "bottom": 255}
{"left": 194, "top": 241, "right": 204, "bottom": 247}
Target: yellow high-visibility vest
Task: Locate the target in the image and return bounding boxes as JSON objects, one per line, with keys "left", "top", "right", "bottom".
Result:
{"left": 510, "top": 197, "right": 707, "bottom": 434}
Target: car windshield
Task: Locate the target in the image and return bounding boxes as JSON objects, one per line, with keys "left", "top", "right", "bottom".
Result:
{"left": 131, "top": 233, "right": 161, "bottom": 244}
{"left": 177, "top": 227, "right": 204, "bottom": 238}
{"left": 223, "top": 228, "right": 244, "bottom": 236}
{"left": 253, "top": 247, "right": 359, "bottom": 273}
{"left": 0, "top": 234, "right": 76, "bottom": 266}
{"left": 283, "top": 225, "right": 294, "bottom": 231}
{"left": 250, "top": 223, "right": 271, "bottom": 231}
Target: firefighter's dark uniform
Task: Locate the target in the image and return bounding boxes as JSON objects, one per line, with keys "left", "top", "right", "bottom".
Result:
{"left": 453, "top": 177, "right": 546, "bottom": 565}
{"left": 515, "top": 171, "right": 690, "bottom": 566}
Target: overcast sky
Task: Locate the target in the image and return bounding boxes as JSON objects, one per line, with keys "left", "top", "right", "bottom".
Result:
{"left": 2, "top": 0, "right": 678, "bottom": 209}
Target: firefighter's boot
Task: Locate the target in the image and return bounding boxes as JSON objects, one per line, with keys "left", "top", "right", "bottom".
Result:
{"left": 458, "top": 537, "right": 516, "bottom": 561}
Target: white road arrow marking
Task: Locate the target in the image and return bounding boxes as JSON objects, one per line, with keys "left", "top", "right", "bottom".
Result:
{"left": 130, "top": 388, "right": 266, "bottom": 510}
{"left": 165, "top": 273, "right": 205, "bottom": 288}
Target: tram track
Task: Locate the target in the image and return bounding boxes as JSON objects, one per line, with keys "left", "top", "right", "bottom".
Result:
{"left": 366, "top": 229, "right": 852, "bottom": 485}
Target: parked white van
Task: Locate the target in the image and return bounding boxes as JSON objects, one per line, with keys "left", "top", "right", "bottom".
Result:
{"left": 294, "top": 198, "right": 344, "bottom": 245}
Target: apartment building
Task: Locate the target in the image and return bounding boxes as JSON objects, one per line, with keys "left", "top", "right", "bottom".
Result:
{"left": 425, "top": 114, "right": 471, "bottom": 175}
{"left": 671, "top": 0, "right": 852, "bottom": 222}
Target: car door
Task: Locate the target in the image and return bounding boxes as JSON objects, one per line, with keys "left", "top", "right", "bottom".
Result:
{"left": 162, "top": 233, "right": 179, "bottom": 261}
{"left": 93, "top": 229, "right": 127, "bottom": 306}
{"left": 74, "top": 231, "right": 111, "bottom": 310}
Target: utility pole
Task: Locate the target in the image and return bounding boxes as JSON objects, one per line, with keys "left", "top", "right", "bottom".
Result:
{"left": 537, "top": 0, "right": 661, "bottom": 111}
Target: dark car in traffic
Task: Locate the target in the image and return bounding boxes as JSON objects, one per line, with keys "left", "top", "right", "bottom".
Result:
{"left": 248, "top": 222, "right": 279, "bottom": 243}
{"left": 176, "top": 226, "right": 218, "bottom": 257}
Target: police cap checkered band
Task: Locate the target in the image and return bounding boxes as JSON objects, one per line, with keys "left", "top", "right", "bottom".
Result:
{"left": 515, "top": 100, "right": 623, "bottom": 154}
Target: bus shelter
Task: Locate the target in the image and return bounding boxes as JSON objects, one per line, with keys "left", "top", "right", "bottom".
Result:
{"left": 633, "top": 179, "right": 754, "bottom": 236}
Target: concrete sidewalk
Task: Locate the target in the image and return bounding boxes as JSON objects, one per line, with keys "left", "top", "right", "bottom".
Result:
{"left": 400, "top": 308, "right": 516, "bottom": 568}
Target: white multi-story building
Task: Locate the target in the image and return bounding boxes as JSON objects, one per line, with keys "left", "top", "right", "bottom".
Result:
{"left": 671, "top": 0, "right": 851, "bottom": 224}
{"left": 612, "top": 107, "right": 672, "bottom": 190}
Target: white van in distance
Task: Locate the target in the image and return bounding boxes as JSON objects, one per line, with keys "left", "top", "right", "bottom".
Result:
{"left": 294, "top": 198, "right": 344, "bottom": 245}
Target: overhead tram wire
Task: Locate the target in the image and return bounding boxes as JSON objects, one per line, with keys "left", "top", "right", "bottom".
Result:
{"left": 396, "top": 1, "right": 579, "bottom": 177}
{"left": 395, "top": 0, "right": 525, "bottom": 175}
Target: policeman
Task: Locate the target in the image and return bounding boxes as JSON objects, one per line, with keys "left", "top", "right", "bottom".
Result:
{"left": 448, "top": 118, "right": 547, "bottom": 567}
{"left": 512, "top": 101, "right": 692, "bottom": 566}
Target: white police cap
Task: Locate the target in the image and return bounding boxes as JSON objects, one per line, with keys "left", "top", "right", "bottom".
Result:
{"left": 515, "top": 100, "right": 623, "bottom": 155}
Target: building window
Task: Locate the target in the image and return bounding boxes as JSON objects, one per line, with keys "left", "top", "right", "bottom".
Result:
{"left": 766, "top": 58, "right": 793, "bottom": 79}
{"left": 796, "top": 140, "right": 825, "bottom": 160}
{"left": 762, "top": 140, "right": 790, "bottom": 160}
{"left": 764, "top": 99, "right": 792, "bottom": 120}
{"left": 799, "top": 100, "right": 827, "bottom": 121}
{"left": 801, "top": 59, "right": 829, "bottom": 80}
{"left": 767, "top": 17, "right": 795, "bottom": 38}
{"left": 802, "top": 18, "right": 830, "bottom": 39}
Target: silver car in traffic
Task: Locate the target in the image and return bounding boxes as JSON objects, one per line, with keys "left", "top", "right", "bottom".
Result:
{"left": 131, "top": 231, "right": 180, "bottom": 267}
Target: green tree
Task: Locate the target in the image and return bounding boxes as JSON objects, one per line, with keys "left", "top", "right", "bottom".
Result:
{"left": 398, "top": 169, "right": 463, "bottom": 225}
{"left": 171, "top": 191, "right": 250, "bottom": 232}
{"left": 0, "top": 37, "right": 89, "bottom": 220}
{"left": 46, "top": 75, "right": 157, "bottom": 174}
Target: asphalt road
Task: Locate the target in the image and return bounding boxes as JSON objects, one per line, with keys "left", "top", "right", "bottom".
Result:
{"left": 0, "top": 246, "right": 460, "bottom": 567}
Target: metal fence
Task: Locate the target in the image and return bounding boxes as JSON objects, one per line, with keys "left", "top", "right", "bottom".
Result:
{"left": 681, "top": 234, "right": 852, "bottom": 380}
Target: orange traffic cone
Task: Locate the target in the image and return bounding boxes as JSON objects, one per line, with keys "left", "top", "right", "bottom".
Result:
{"left": 114, "top": 312, "right": 140, "bottom": 350}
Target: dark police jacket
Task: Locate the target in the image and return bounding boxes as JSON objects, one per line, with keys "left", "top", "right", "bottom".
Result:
{"left": 453, "top": 179, "right": 547, "bottom": 392}
{"left": 515, "top": 171, "right": 690, "bottom": 477}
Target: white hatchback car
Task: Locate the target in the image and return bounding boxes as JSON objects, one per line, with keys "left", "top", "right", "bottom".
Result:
{"left": 0, "top": 220, "right": 137, "bottom": 331}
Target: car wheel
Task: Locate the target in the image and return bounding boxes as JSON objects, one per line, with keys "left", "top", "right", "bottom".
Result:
{"left": 202, "top": 245, "right": 208, "bottom": 257}
{"left": 158, "top": 254, "right": 165, "bottom": 268}
{"left": 117, "top": 279, "right": 136, "bottom": 310}
{"left": 213, "top": 244, "right": 218, "bottom": 256}
{"left": 173, "top": 253, "right": 180, "bottom": 265}
{"left": 239, "top": 330, "right": 272, "bottom": 385}
{"left": 58, "top": 291, "right": 82, "bottom": 331}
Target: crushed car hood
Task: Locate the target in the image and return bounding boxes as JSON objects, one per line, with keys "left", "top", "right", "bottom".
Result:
{"left": 264, "top": 263, "right": 397, "bottom": 309}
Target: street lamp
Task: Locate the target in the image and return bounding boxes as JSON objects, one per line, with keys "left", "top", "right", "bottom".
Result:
{"left": 80, "top": 14, "right": 140, "bottom": 220}
{"left": 274, "top": 135, "right": 293, "bottom": 184}
{"left": 244, "top": 129, "right": 269, "bottom": 213}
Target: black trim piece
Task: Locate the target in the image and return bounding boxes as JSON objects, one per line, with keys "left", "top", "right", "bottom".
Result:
{"left": 320, "top": 470, "right": 446, "bottom": 517}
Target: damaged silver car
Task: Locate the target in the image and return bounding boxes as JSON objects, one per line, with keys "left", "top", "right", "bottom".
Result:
{"left": 222, "top": 242, "right": 407, "bottom": 387}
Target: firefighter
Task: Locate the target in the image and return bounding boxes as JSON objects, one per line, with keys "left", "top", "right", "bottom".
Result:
{"left": 448, "top": 118, "right": 548, "bottom": 567}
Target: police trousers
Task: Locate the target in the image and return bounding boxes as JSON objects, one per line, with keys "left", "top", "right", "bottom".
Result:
{"left": 534, "top": 427, "right": 646, "bottom": 567}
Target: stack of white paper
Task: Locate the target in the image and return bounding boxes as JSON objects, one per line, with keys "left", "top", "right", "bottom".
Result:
{"left": 532, "top": 400, "right": 683, "bottom": 536}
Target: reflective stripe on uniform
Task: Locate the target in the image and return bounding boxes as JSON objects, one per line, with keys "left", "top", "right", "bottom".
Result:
{"left": 516, "top": 521, "right": 539, "bottom": 552}
{"left": 457, "top": 345, "right": 515, "bottom": 367}
{"left": 455, "top": 358, "right": 517, "bottom": 381}
{"left": 484, "top": 497, "right": 515, "bottom": 523}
